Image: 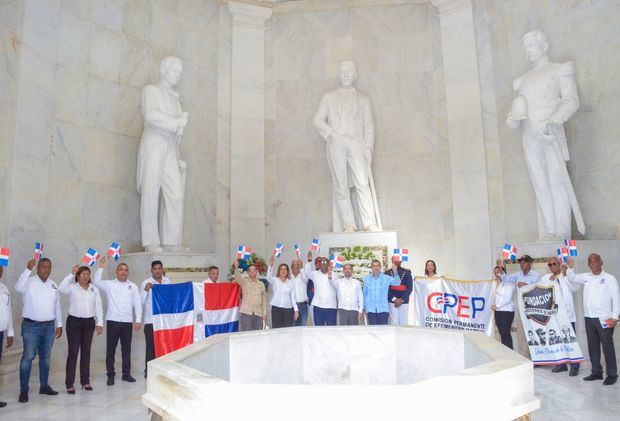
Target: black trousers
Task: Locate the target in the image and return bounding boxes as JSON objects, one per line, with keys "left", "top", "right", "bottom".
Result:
{"left": 144, "top": 323, "right": 155, "bottom": 374}
{"left": 585, "top": 317, "right": 617, "bottom": 377}
{"left": 495, "top": 311, "right": 514, "bottom": 349}
{"left": 65, "top": 316, "right": 95, "bottom": 387}
{"left": 106, "top": 321, "right": 133, "bottom": 377}
{"left": 271, "top": 306, "right": 294, "bottom": 328}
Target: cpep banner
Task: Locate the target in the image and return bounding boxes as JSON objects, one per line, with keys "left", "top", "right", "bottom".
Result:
{"left": 517, "top": 281, "right": 584, "bottom": 365}
{"left": 413, "top": 277, "right": 496, "bottom": 335}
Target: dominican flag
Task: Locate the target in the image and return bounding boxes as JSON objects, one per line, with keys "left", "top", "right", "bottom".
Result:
{"left": 274, "top": 242, "right": 284, "bottom": 257}
{"left": 107, "top": 242, "right": 121, "bottom": 262}
{"left": 236, "top": 245, "right": 253, "bottom": 260}
{"left": 152, "top": 282, "right": 195, "bottom": 357}
{"left": 501, "top": 244, "right": 518, "bottom": 261}
{"left": 564, "top": 239, "right": 577, "bottom": 256}
{"left": 0, "top": 248, "right": 9, "bottom": 267}
{"left": 34, "top": 242, "right": 44, "bottom": 260}
{"left": 330, "top": 255, "right": 344, "bottom": 269}
{"left": 82, "top": 248, "right": 100, "bottom": 267}
{"left": 393, "top": 248, "right": 409, "bottom": 262}
{"left": 294, "top": 243, "right": 301, "bottom": 257}
{"left": 152, "top": 282, "right": 240, "bottom": 357}
{"left": 557, "top": 247, "right": 569, "bottom": 263}
{"left": 311, "top": 238, "right": 320, "bottom": 252}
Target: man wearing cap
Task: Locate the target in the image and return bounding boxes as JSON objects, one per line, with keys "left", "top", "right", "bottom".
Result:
{"left": 496, "top": 255, "right": 541, "bottom": 287}
{"left": 384, "top": 256, "right": 413, "bottom": 325}
{"left": 303, "top": 252, "right": 338, "bottom": 326}
{"left": 566, "top": 254, "right": 619, "bottom": 385}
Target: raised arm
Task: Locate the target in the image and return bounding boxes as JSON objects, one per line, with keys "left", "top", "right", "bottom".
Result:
{"left": 15, "top": 259, "right": 36, "bottom": 294}
{"left": 59, "top": 267, "right": 78, "bottom": 294}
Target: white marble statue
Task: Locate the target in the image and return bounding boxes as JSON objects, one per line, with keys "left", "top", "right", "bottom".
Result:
{"left": 137, "top": 56, "right": 189, "bottom": 252}
{"left": 313, "top": 61, "right": 382, "bottom": 233}
{"left": 506, "top": 30, "right": 584, "bottom": 241}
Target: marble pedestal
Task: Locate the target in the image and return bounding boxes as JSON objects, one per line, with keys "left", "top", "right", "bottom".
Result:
{"left": 143, "top": 327, "right": 539, "bottom": 420}
{"left": 123, "top": 252, "right": 218, "bottom": 284}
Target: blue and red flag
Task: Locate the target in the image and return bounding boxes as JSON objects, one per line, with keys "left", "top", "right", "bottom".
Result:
{"left": 273, "top": 242, "right": 284, "bottom": 257}
{"left": 330, "top": 254, "right": 344, "bottom": 269}
{"left": 393, "top": 248, "right": 409, "bottom": 262}
{"left": 0, "top": 248, "right": 9, "bottom": 267}
{"left": 557, "top": 247, "right": 569, "bottom": 263}
{"left": 311, "top": 238, "right": 320, "bottom": 252}
{"left": 501, "top": 244, "right": 518, "bottom": 261}
{"left": 107, "top": 242, "right": 121, "bottom": 262}
{"left": 294, "top": 243, "right": 301, "bottom": 257}
{"left": 34, "top": 242, "right": 44, "bottom": 260}
{"left": 236, "top": 245, "right": 253, "bottom": 260}
{"left": 82, "top": 248, "right": 99, "bottom": 267}
{"left": 564, "top": 239, "right": 577, "bottom": 256}
{"left": 152, "top": 282, "right": 240, "bottom": 358}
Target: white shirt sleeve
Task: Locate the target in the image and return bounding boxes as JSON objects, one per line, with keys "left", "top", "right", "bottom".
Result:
{"left": 15, "top": 268, "right": 32, "bottom": 294}
{"left": 95, "top": 287, "right": 104, "bottom": 327}
{"left": 54, "top": 285, "right": 63, "bottom": 328}
{"left": 610, "top": 275, "right": 620, "bottom": 319}
{"left": 92, "top": 268, "right": 108, "bottom": 293}
{"left": 6, "top": 290, "right": 14, "bottom": 337}
{"left": 266, "top": 266, "right": 274, "bottom": 283}
{"left": 357, "top": 282, "right": 364, "bottom": 313}
{"left": 140, "top": 279, "right": 150, "bottom": 306}
{"left": 133, "top": 285, "right": 142, "bottom": 323}
{"left": 290, "top": 287, "right": 298, "bottom": 312}
{"left": 58, "top": 274, "right": 74, "bottom": 294}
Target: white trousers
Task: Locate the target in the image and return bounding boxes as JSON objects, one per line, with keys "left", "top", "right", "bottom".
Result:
{"left": 138, "top": 135, "right": 184, "bottom": 247}
{"left": 327, "top": 137, "right": 376, "bottom": 230}
{"left": 389, "top": 303, "right": 409, "bottom": 325}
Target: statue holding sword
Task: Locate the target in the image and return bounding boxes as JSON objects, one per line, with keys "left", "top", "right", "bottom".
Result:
{"left": 507, "top": 30, "right": 584, "bottom": 241}
{"left": 313, "top": 61, "right": 382, "bottom": 233}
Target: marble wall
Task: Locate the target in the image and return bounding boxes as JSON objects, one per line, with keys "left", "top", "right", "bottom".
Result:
{"left": 265, "top": 2, "right": 456, "bottom": 274}
{"left": 1, "top": 0, "right": 221, "bottom": 356}
{"left": 474, "top": 0, "right": 620, "bottom": 244}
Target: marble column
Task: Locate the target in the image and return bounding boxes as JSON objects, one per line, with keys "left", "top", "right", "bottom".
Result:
{"left": 430, "top": 0, "right": 493, "bottom": 278}
{"left": 228, "top": 1, "right": 272, "bottom": 259}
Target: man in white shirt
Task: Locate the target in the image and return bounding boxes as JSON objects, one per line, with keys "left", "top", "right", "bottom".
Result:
{"left": 15, "top": 258, "right": 63, "bottom": 403}
{"left": 543, "top": 256, "right": 580, "bottom": 376}
{"left": 567, "top": 254, "right": 619, "bottom": 385}
{"left": 141, "top": 260, "right": 170, "bottom": 378}
{"left": 204, "top": 266, "right": 219, "bottom": 284}
{"left": 0, "top": 266, "right": 14, "bottom": 408}
{"left": 303, "top": 252, "right": 338, "bottom": 326}
{"left": 94, "top": 256, "right": 142, "bottom": 386}
{"left": 291, "top": 260, "right": 309, "bottom": 327}
{"left": 334, "top": 264, "right": 364, "bottom": 325}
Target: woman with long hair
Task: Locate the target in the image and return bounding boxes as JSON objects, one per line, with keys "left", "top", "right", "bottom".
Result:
{"left": 267, "top": 254, "right": 299, "bottom": 328}
{"left": 493, "top": 265, "right": 515, "bottom": 349}
{"left": 58, "top": 265, "right": 103, "bottom": 393}
{"left": 424, "top": 260, "right": 439, "bottom": 277}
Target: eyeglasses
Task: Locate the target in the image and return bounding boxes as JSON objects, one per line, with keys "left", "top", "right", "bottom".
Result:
{"left": 547, "top": 262, "right": 559, "bottom": 267}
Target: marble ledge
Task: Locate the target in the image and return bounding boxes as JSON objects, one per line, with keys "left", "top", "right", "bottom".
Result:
{"left": 219, "top": 0, "right": 428, "bottom": 15}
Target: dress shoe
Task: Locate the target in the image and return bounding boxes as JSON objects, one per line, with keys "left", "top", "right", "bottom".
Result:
{"left": 18, "top": 392, "right": 28, "bottom": 403}
{"left": 583, "top": 373, "right": 604, "bottom": 381}
{"left": 569, "top": 368, "right": 579, "bottom": 377}
{"left": 39, "top": 385, "right": 58, "bottom": 395}
{"left": 82, "top": 384, "right": 93, "bottom": 391}
{"left": 66, "top": 387, "right": 75, "bottom": 395}
{"left": 0, "top": 401, "right": 7, "bottom": 408}
{"left": 603, "top": 376, "right": 617, "bottom": 385}
{"left": 551, "top": 365, "right": 568, "bottom": 373}
{"left": 122, "top": 374, "right": 136, "bottom": 383}
{"left": 107, "top": 376, "right": 115, "bottom": 386}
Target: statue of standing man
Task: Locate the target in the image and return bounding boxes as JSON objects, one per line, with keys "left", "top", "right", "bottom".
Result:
{"left": 313, "top": 61, "right": 382, "bottom": 233}
{"left": 506, "top": 30, "right": 585, "bottom": 241}
{"left": 137, "top": 57, "right": 189, "bottom": 252}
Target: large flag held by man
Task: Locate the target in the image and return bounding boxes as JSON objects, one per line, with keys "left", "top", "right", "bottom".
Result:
{"left": 152, "top": 282, "right": 240, "bottom": 357}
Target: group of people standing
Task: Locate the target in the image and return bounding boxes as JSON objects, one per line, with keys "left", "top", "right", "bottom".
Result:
{"left": 493, "top": 253, "right": 619, "bottom": 386}
{"left": 0, "top": 255, "right": 173, "bottom": 407}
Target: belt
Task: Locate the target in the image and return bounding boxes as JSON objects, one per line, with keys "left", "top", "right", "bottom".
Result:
{"left": 23, "top": 318, "right": 54, "bottom": 324}
{"left": 297, "top": 301, "right": 308, "bottom": 305}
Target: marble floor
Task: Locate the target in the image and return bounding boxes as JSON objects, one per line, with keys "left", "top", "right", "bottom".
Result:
{"left": 0, "top": 359, "right": 618, "bottom": 420}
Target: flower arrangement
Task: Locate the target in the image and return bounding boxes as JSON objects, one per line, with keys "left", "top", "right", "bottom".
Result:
{"left": 337, "top": 246, "right": 376, "bottom": 281}
{"left": 228, "top": 253, "right": 269, "bottom": 291}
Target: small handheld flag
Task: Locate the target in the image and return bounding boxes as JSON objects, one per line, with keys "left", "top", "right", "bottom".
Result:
{"left": 273, "top": 242, "right": 284, "bottom": 258}
{"left": 501, "top": 244, "right": 518, "bottom": 261}
{"left": 557, "top": 247, "right": 569, "bottom": 263}
{"left": 82, "top": 248, "right": 100, "bottom": 267}
{"left": 310, "top": 238, "right": 320, "bottom": 252}
{"left": 564, "top": 239, "right": 577, "bottom": 256}
{"left": 0, "top": 248, "right": 9, "bottom": 267}
{"left": 236, "top": 245, "right": 253, "bottom": 260}
{"left": 294, "top": 243, "right": 301, "bottom": 257}
{"left": 34, "top": 242, "right": 44, "bottom": 260}
{"left": 107, "top": 242, "right": 121, "bottom": 262}
{"left": 330, "top": 254, "right": 344, "bottom": 269}
{"left": 393, "top": 248, "right": 409, "bottom": 262}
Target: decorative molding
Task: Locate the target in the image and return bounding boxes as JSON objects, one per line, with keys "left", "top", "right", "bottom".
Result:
{"left": 228, "top": 0, "right": 273, "bottom": 27}
{"left": 429, "top": 0, "right": 471, "bottom": 16}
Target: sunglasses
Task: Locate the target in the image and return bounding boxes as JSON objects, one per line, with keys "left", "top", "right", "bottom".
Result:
{"left": 547, "top": 262, "right": 559, "bottom": 267}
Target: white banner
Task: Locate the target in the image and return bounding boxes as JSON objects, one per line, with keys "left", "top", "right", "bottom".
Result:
{"left": 413, "top": 277, "right": 496, "bottom": 335}
{"left": 517, "top": 281, "right": 584, "bottom": 365}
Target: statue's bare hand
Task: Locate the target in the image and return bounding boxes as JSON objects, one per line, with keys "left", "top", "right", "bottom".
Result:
{"left": 178, "top": 160, "right": 187, "bottom": 171}
{"left": 506, "top": 113, "right": 520, "bottom": 129}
